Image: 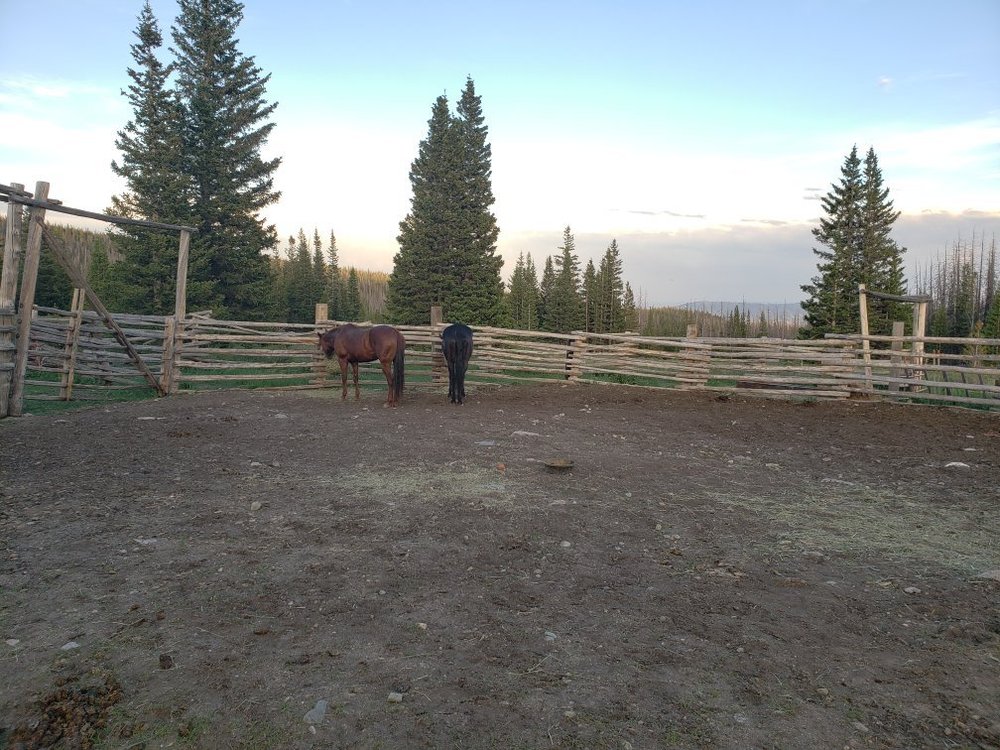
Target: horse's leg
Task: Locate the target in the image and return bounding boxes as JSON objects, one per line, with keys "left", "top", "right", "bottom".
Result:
{"left": 352, "top": 362, "right": 361, "bottom": 400}
{"left": 380, "top": 358, "right": 394, "bottom": 406}
{"left": 338, "top": 357, "right": 349, "bottom": 400}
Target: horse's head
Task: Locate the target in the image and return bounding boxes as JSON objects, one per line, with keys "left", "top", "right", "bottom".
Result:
{"left": 317, "top": 330, "right": 337, "bottom": 358}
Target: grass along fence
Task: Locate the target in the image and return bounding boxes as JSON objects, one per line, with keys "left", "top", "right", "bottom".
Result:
{"left": 14, "top": 306, "right": 1000, "bottom": 412}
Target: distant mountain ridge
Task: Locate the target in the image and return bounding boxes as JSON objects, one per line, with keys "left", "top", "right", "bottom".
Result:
{"left": 681, "top": 301, "right": 804, "bottom": 321}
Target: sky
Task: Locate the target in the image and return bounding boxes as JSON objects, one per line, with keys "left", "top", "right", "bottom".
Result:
{"left": 1, "top": 0, "right": 998, "bottom": 307}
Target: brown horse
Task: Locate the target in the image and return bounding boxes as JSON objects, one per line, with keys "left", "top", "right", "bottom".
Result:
{"left": 317, "top": 324, "right": 405, "bottom": 406}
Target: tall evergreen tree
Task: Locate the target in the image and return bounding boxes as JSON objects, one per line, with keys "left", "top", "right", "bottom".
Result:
{"left": 171, "top": 0, "right": 280, "bottom": 319}
{"left": 343, "top": 268, "right": 362, "bottom": 320}
{"left": 538, "top": 255, "right": 556, "bottom": 330}
{"left": 109, "top": 1, "right": 190, "bottom": 314}
{"left": 800, "top": 146, "right": 905, "bottom": 338}
{"left": 622, "top": 282, "right": 638, "bottom": 332}
{"left": 582, "top": 258, "right": 598, "bottom": 332}
{"left": 545, "top": 226, "right": 584, "bottom": 333}
{"left": 326, "top": 230, "right": 343, "bottom": 319}
{"left": 597, "top": 239, "right": 624, "bottom": 333}
{"left": 388, "top": 79, "right": 505, "bottom": 325}
{"left": 859, "top": 148, "right": 907, "bottom": 332}
{"left": 508, "top": 251, "right": 540, "bottom": 330}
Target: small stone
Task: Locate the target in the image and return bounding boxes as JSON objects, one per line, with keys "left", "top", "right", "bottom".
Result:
{"left": 976, "top": 569, "right": 1000, "bottom": 581}
{"left": 564, "top": 709, "right": 577, "bottom": 719}
{"left": 387, "top": 691, "right": 404, "bottom": 703}
{"left": 250, "top": 501, "right": 262, "bottom": 511}
{"left": 655, "top": 523, "right": 662, "bottom": 531}
{"left": 5, "top": 639, "right": 20, "bottom": 647}
{"left": 416, "top": 622, "right": 428, "bottom": 630}
{"left": 944, "top": 461, "right": 971, "bottom": 469}
{"left": 560, "top": 541, "right": 572, "bottom": 548}
{"left": 852, "top": 721, "right": 870, "bottom": 733}
{"left": 61, "top": 641, "right": 80, "bottom": 650}
{"left": 249, "top": 461, "right": 263, "bottom": 467}
{"left": 159, "top": 653, "right": 174, "bottom": 669}
{"left": 304, "top": 699, "right": 328, "bottom": 723}
{"left": 903, "top": 586, "right": 922, "bottom": 595}
{"left": 765, "top": 463, "right": 781, "bottom": 470}
{"left": 544, "top": 631, "right": 558, "bottom": 641}
{"left": 816, "top": 687, "right": 830, "bottom": 696}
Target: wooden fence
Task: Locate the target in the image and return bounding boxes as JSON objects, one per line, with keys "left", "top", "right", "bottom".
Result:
{"left": 12, "top": 305, "right": 1000, "bottom": 411}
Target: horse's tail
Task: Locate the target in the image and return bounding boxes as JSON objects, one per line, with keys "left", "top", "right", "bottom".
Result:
{"left": 392, "top": 334, "right": 405, "bottom": 402}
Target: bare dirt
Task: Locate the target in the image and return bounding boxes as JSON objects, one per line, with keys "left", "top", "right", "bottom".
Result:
{"left": 1, "top": 383, "right": 998, "bottom": 749}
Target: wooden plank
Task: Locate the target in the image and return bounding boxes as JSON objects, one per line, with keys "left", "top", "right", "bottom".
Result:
{"left": 58, "top": 288, "right": 86, "bottom": 400}
{"left": 2, "top": 189, "right": 196, "bottom": 232}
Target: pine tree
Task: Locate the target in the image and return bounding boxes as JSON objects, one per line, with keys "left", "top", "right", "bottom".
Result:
{"left": 343, "top": 268, "right": 362, "bottom": 320}
{"left": 800, "top": 146, "right": 906, "bottom": 339}
{"left": 326, "top": 230, "right": 343, "bottom": 319}
{"left": 109, "top": 1, "right": 190, "bottom": 314}
{"left": 545, "top": 227, "right": 584, "bottom": 333}
{"left": 800, "top": 146, "right": 864, "bottom": 338}
{"left": 859, "top": 148, "right": 907, "bottom": 332}
{"left": 582, "top": 259, "right": 598, "bottom": 332}
{"left": 538, "top": 255, "right": 556, "bottom": 331}
{"left": 171, "top": 0, "right": 280, "bottom": 319}
{"left": 388, "top": 79, "right": 505, "bottom": 325}
{"left": 597, "top": 239, "right": 624, "bottom": 332}
{"left": 622, "top": 282, "right": 638, "bottom": 332}
{"left": 508, "top": 252, "right": 539, "bottom": 331}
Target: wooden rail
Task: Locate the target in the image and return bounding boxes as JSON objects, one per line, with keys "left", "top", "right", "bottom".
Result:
{"left": 13, "top": 309, "right": 999, "bottom": 411}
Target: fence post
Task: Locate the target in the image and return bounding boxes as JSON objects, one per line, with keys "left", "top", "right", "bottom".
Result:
{"left": 313, "top": 303, "right": 329, "bottom": 386}
{"left": 566, "top": 333, "right": 587, "bottom": 381}
{"left": 0, "top": 182, "right": 26, "bottom": 417}
{"left": 682, "top": 324, "right": 709, "bottom": 389}
{"left": 858, "top": 284, "right": 873, "bottom": 394}
{"left": 160, "top": 316, "right": 176, "bottom": 393}
{"left": 430, "top": 305, "right": 445, "bottom": 384}
{"left": 910, "top": 301, "right": 928, "bottom": 392}
{"left": 888, "top": 320, "right": 905, "bottom": 392}
{"left": 9, "top": 182, "right": 49, "bottom": 416}
{"left": 58, "top": 288, "right": 86, "bottom": 400}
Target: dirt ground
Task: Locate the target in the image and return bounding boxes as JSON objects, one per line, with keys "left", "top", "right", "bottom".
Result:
{"left": 1, "top": 382, "right": 998, "bottom": 750}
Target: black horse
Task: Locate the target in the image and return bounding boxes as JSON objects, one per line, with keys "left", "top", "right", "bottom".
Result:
{"left": 441, "top": 323, "right": 473, "bottom": 404}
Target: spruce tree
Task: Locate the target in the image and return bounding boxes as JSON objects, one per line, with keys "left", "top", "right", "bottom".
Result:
{"left": 343, "top": 268, "right": 362, "bottom": 320}
{"left": 388, "top": 79, "right": 505, "bottom": 325}
{"left": 597, "top": 239, "right": 624, "bottom": 332}
{"left": 801, "top": 146, "right": 908, "bottom": 339}
{"left": 538, "top": 255, "right": 556, "bottom": 331}
{"left": 171, "top": 0, "right": 280, "bottom": 319}
{"left": 388, "top": 94, "right": 459, "bottom": 324}
{"left": 508, "top": 251, "right": 540, "bottom": 331}
{"left": 859, "top": 148, "right": 907, "bottom": 332}
{"left": 622, "top": 282, "right": 638, "bottom": 332}
{"left": 545, "top": 227, "right": 584, "bottom": 333}
{"left": 326, "top": 230, "right": 343, "bottom": 319}
{"left": 109, "top": 1, "right": 190, "bottom": 314}
{"left": 582, "top": 259, "right": 598, "bottom": 332}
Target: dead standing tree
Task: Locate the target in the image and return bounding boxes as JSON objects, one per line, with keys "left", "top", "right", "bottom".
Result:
{"left": 0, "top": 180, "right": 195, "bottom": 417}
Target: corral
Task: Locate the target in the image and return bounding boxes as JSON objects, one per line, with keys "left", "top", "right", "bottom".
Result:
{"left": 2, "top": 383, "right": 998, "bottom": 749}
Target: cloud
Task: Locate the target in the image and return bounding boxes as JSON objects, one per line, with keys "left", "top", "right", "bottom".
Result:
{"left": 878, "top": 76, "right": 893, "bottom": 91}
{"left": 619, "top": 209, "right": 706, "bottom": 219}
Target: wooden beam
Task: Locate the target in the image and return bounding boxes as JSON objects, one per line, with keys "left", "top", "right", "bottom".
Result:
{"left": 858, "top": 284, "right": 873, "bottom": 393}
{"left": 8, "top": 182, "right": 49, "bottom": 416}
{"left": 1, "top": 190, "right": 196, "bottom": 233}
{"left": 0, "top": 182, "right": 26, "bottom": 417}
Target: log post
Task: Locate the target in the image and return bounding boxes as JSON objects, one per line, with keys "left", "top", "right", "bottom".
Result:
{"left": 858, "top": 284, "right": 873, "bottom": 393}
{"left": 889, "top": 320, "right": 904, "bottom": 393}
{"left": 58, "top": 287, "right": 86, "bottom": 400}
{"left": 313, "top": 303, "right": 329, "bottom": 386}
{"left": 8, "top": 181, "right": 49, "bottom": 416}
{"left": 160, "top": 316, "right": 177, "bottom": 393}
{"left": 168, "top": 229, "right": 191, "bottom": 395}
{"left": 566, "top": 333, "right": 587, "bottom": 381}
{"left": 430, "top": 305, "right": 445, "bottom": 384}
{"left": 0, "top": 182, "right": 26, "bottom": 417}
